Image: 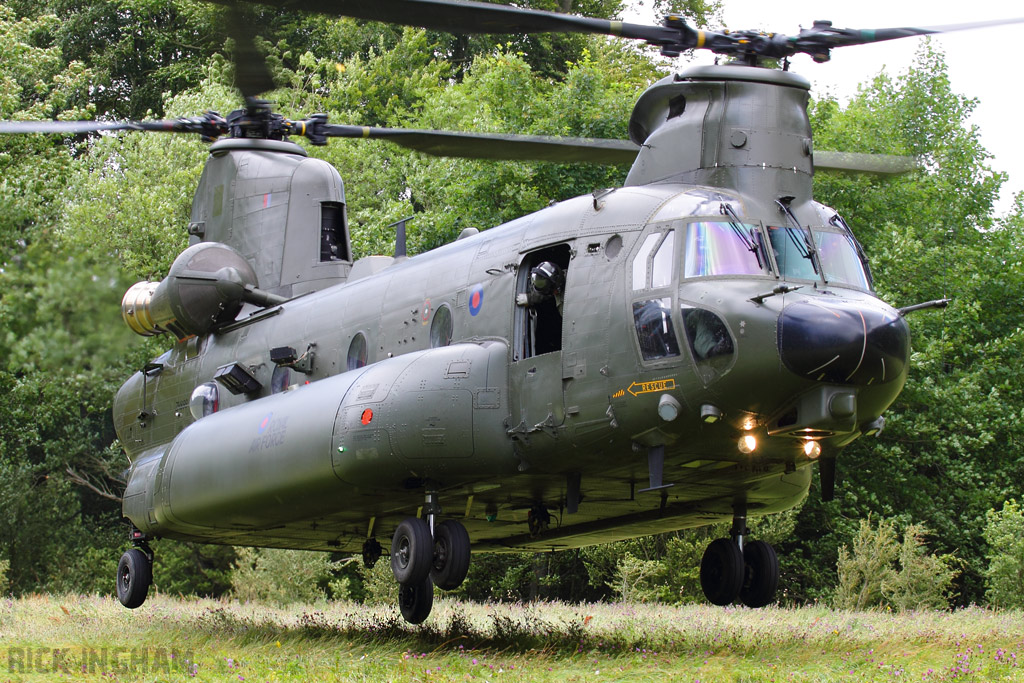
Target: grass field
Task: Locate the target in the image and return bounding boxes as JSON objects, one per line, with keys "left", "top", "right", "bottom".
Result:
{"left": 1, "top": 594, "right": 1021, "bottom": 682}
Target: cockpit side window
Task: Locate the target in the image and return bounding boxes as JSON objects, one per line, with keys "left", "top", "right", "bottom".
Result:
{"left": 651, "top": 231, "right": 676, "bottom": 289}
{"left": 632, "top": 229, "right": 676, "bottom": 290}
{"left": 630, "top": 229, "right": 682, "bottom": 362}
{"left": 633, "top": 298, "right": 680, "bottom": 361}
{"left": 631, "top": 233, "right": 661, "bottom": 290}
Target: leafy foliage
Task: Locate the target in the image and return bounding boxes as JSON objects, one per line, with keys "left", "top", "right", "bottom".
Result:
{"left": 150, "top": 541, "right": 237, "bottom": 598}
{"left": 230, "top": 548, "right": 341, "bottom": 606}
{"left": 834, "top": 517, "right": 958, "bottom": 611}
{"left": 982, "top": 499, "right": 1024, "bottom": 608}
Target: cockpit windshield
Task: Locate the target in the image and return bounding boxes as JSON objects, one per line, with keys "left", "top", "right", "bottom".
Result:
{"left": 683, "top": 221, "right": 771, "bottom": 278}
{"left": 767, "top": 226, "right": 871, "bottom": 288}
{"left": 813, "top": 230, "right": 871, "bottom": 289}
{"left": 768, "top": 226, "right": 819, "bottom": 281}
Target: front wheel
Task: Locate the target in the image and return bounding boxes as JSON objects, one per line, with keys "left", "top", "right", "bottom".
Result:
{"left": 740, "top": 540, "right": 779, "bottom": 608}
{"left": 700, "top": 538, "right": 744, "bottom": 606}
{"left": 116, "top": 548, "right": 151, "bottom": 609}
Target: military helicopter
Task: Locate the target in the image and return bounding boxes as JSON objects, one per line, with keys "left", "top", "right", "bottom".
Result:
{"left": 3, "top": 1, "right": 1017, "bottom": 624}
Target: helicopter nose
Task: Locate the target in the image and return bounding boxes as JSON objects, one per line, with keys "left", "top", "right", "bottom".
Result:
{"left": 778, "top": 300, "right": 910, "bottom": 386}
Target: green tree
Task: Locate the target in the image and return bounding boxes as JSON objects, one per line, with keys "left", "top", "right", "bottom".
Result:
{"left": 230, "top": 547, "right": 341, "bottom": 605}
{"left": 982, "top": 499, "right": 1024, "bottom": 608}
{"left": 835, "top": 517, "right": 957, "bottom": 611}
{"left": 151, "top": 541, "right": 237, "bottom": 598}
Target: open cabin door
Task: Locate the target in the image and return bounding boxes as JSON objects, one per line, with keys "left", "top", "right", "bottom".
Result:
{"left": 510, "top": 244, "right": 571, "bottom": 435}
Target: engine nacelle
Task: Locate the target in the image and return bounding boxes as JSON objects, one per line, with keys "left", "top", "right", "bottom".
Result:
{"left": 121, "top": 242, "right": 281, "bottom": 339}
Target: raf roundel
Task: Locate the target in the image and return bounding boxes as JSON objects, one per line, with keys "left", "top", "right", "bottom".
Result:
{"left": 258, "top": 413, "right": 273, "bottom": 434}
{"left": 469, "top": 284, "right": 484, "bottom": 316}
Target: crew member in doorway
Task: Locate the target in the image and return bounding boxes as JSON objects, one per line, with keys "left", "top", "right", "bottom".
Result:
{"left": 516, "top": 261, "right": 565, "bottom": 315}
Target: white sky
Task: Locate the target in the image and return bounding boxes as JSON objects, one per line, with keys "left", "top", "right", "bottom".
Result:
{"left": 629, "top": 0, "right": 1024, "bottom": 215}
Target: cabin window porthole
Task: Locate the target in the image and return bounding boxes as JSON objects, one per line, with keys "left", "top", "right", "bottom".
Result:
{"left": 347, "top": 333, "right": 368, "bottom": 370}
{"left": 430, "top": 304, "right": 453, "bottom": 348}
{"left": 188, "top": 382, "right": 220, "bottom": 420}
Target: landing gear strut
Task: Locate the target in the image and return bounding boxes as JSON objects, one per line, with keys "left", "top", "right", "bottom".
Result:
{"left": 390, "top": 492, "right": 472, "bottom": 624}
{"left": 699, "top": 508, "right": 779, "bottom": 608}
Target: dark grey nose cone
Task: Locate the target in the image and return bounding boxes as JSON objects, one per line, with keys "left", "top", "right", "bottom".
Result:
{"left": 778, "top": 300, "right": 910, "bottom": 385}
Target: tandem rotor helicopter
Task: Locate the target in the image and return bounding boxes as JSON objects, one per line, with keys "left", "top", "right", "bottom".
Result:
{"left": 3, "top": 0, "right": 1020, "bottom": 624}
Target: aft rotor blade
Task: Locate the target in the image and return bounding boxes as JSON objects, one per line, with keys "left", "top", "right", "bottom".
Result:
{"left": 813, "top": 151, "right": 918, "bottom": 175}
{"left": 318, "top": 124, "right": 641, "bottom": 163}
{"left": 805, "top": 17, "right": 1024, "bottom": 50}
{"left": 218, "top": 0, "right": 1024, "bottom": 62}
{"left": 226, "top": 7, "right": 277, "bottom": 98}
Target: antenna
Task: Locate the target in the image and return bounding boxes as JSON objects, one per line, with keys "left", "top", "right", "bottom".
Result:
{"left": 388, "top": 215, "right": 415, "bottom": 258}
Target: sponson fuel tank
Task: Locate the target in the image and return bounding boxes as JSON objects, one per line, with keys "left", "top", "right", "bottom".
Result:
{"left": 124, "top": 341, "right": 514, "bottom": 537}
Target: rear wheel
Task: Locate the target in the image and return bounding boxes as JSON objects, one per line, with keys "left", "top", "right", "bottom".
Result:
{"left": 700, "top": 538, "right": 744, "bottom": 606}
{"left": 431, "top": 520, "right": 471, "bottom": 590}
{"left": 116, "top": 548, "right": 151, "bottom": 609}
{"left": 398, "top": 575, "right": 434, "bottom": 624}
{"left": 391, "top": 517, "right": 433, "bottom": 585}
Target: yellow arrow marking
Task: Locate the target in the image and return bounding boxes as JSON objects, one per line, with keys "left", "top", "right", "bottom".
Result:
{"left": 626, "top": 379, "right": 677, "bottom": 396}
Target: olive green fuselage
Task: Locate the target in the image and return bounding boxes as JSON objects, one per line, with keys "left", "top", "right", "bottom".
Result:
{"left": 115, "top": 64, "right": 911, "bottom": 554}
{"left": 115, "top": 182, "right": 906, "bottom": 554}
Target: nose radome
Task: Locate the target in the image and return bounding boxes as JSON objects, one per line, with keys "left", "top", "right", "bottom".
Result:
{"left": 778, "top": 300, "right": 910, "bottom": 386}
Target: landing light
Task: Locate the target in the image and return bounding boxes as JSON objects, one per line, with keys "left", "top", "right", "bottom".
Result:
{"left": 803, "top": 440, "right": 822, "bottom": 458}
{"left": 863, "top": 417, "right": 886, "bottom": 437}
{"left": 658, "top": 394, "right": 682, "bottom": 422}
{"left": 738, "top": 434, "right": 757, "bottom": 454}
{"left": 700, "top": 404, "right": 722, "bottom": 424}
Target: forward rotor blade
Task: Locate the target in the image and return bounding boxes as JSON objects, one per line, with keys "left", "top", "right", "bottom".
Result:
{"left": 813, "top": 151, "right": 918, "bottom": 175}
{"left": 310, "top": 121, "right": 916, "bottom": 170}
{"left": 318, "top": 124, "right": 641, "bottom": 163}
{"left": 0, "top": 116, "right": 228, "bottom": 138}
{"left": 0, "top": 120, "right": 144, "bottom": 134}
{"left": 219, "top": 0, "right": 682, "bottom": 47}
